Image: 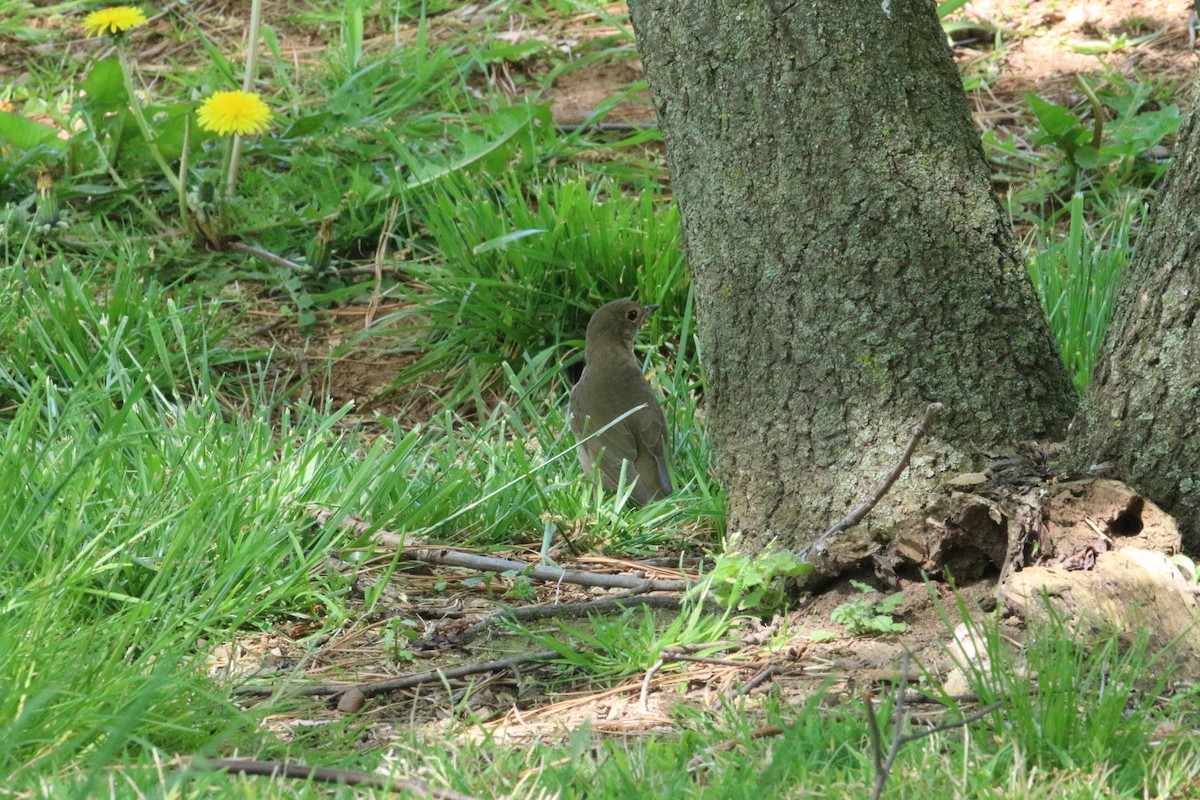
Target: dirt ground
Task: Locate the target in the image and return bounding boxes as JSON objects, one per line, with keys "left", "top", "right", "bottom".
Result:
{"left": 218, "top": 549, "right": 1005, "bottom": 744}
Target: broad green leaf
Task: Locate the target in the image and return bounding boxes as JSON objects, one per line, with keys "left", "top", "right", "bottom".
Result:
{"left": 402, "top": 106, "right": 535, "bottom": 190}
{"left": 81, "top": 58, "right": 127, "bottom": 111}
{"left": 0, "top": 111, "right": 60, "bottom": 151}
{"left": 280, "top": 112, "right": 333, "bottom": 139}
{"left": 1073, "top": 145, "right": 1113, "bottom": 169}
{"left": 1027, "top": 93, "right": 1083, "bottom": 139}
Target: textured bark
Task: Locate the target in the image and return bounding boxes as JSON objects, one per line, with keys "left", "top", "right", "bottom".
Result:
{"left": 627, "top": 0, "right": 1077, "bottom": 551}
{"left": 1068, "top": 86, "right": 1200, "bottom": 553}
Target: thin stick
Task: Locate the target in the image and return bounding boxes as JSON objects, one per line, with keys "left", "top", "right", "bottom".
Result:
{"left": 688, "top": 725, "right": 785, "bottom": 771}
{"left": 864, "top": 690, "right": 1001, "bottom": 800}
{"left": 235, "top": 649, "right": 559, "bottom": 698}
{"left": 311, "top": 509, "right": 692, "bottom": 593}
{"left": 738, "top": 664, "right": 780, "bottom": 696}
{"left": 893, "top": 701, "right": 1000, "bottom": 745}
{"left": 639, "top": 658, "right": 666, "bottom": 713}
{"left": 456, "top": 594, "right": 696, "bottom": 644}
{"left": 187, "top": 757, "right": 480, "bottom": 798}
{"left": 802, "top": 402, "right": 944, "bottom": 560}
{"left": 864, "top": 692, "right": 887, "bottom": 797}
{"left": 405, "top": 548, "right": 692, "bottom": 593}
{"left": 227, "top": 241, "right": 307, "bottom": 272}
{"left": 638, "top": 647, "right": 758, "bottom": 712}
{"left": 669, "top": 654, "right": 758, "bottom": 668}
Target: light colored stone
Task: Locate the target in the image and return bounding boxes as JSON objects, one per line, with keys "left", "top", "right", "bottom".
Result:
{"left": 1000, "top": 548, "right": 1200, "bottom": 682}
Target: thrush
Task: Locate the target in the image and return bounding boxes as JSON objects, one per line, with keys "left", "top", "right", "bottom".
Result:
{"left": 570, "top": 299, "right": 673, "bottom": 504}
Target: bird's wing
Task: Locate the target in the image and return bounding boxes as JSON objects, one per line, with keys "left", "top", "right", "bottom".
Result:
{"left": 570, "top": 382, "right": 640, "bottom": 490}
{"left": 594, "top": 425, "right": 641, "bottom": 491}
{"left": 571, "top": 373, "right": 671, "bottom": 500}
{"left": 633, "top": 417, "right": 672, "bottom": 497}
{"left": 629, "top": 384, "right": 672, "bottom": 497}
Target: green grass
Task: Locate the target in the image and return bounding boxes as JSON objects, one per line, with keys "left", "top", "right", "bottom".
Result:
{"left": 1026, "top": 193, "right": 1144, "bottom": 390}
{"left": 0, "top": 311, "right": 356, "bottom": 789}
{"left": 944, "top": 606, "right": 1185, "bottom": 796}
{"left": 0, "top": 0, "right": 1195, "bottom": 795}
{"left": 383, "top": 169, "right": 687, "bottom": 409}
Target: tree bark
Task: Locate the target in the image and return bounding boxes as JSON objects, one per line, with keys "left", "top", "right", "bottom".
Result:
{"left": 1068, "top": 86, "right": 1200, "bottom": 554}
{"left": 627, "top": 0, "right": 1077, "bottom": 552}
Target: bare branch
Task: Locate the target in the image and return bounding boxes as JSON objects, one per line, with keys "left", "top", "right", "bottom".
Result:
{"left": 457, "top": 594, "right": 702, "bottom": 644}
{"left": 310, "top": 509, "right": 694, "bottom": 593}
{"left": 403, "top": 547, "right": 692, "bottom": 593}
{"left": 185, "top": 757, "right": 481, "bottom": 799}
{"left": 865, "top": 689, "right": 1001, "bottom": 800}
{"left": 688, "top": 726, "right": 785, "bottom": 771}
{"left": 801, "top": 402, "right": 944, "bottom": 563}
{"left": 227, "top": 241, "right": 307, "bottom": 272}
{"left": 864, "top": 692, "right": 887, "bottom": 795}
{"left": 737, "top": 664, "right": 781, "bottom": 696}
{"left": 235, "top": 649, "right": 560, "bottom": 699}
{"left": 895, "top": 701, "right": 1001, "bottom": 746}
{"left": 639, "top": 658, "right": 666, "bottom": 713}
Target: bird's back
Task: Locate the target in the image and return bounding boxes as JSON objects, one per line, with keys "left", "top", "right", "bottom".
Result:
{"left": 570, "top": 361, "right": 672, "bottom": 504}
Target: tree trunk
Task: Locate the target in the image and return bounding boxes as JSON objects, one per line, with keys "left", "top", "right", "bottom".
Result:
{"left": 1068, "top": 87, "right": 1200, "bottom": 554}
{"left": 627, "top": 0, "right": 1077, "bottom": 552}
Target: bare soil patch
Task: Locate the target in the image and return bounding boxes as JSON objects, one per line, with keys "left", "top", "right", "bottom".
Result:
{"left": 960, "top": 0, "right": 1196, "bottom": 105}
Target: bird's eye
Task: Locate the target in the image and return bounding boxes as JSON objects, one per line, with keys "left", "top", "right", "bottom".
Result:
{"left": 626, "top": 310, "right": 638, "bottom": 321}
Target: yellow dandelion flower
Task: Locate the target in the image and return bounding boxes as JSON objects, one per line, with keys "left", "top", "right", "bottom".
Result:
{"left": 82, "top": 6, "right": 148, "bottom": 37}
{"left": 196, "top": 90, "right": 273, "bottom": 137}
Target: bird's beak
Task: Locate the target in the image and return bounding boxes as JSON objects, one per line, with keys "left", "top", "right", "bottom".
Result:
{"left": 644, "top": 304, "right": 660, "bottom": 314}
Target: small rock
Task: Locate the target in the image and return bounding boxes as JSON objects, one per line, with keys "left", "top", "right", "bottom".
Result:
{"left": 944, "top": 472, "right": 988, "bottom": 488}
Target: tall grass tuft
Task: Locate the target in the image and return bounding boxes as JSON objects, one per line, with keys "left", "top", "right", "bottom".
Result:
{"left": 947, "top": 604, "right": 1173, "bottom": 794}
{"left": 381, "top": 171, "right": 688, "bottom": 411}
{"left": 1026, "top": 193, "right": 1144, "bottom": 390}
{"left": 0, "top": 254, "right": 443, "bottom": 790}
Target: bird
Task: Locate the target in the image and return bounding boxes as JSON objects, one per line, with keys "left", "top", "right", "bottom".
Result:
{"left": 570, "top": 299, "right": 673, "bottom": 505}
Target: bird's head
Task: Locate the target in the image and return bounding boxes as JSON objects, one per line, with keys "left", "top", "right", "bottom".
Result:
{"left": 586, "top": 298, "right": 660, "bottom": 351}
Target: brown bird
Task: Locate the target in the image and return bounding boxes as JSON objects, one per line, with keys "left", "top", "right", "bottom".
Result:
{"left": 570, "top": 299, "right": 673, "bottom": 505}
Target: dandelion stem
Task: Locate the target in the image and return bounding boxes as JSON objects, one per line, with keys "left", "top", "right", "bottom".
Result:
{"left": 116, "top": 41, "right": 183, "bottom": 195}
{"left": 226, "top": 0, "right": 265, "bottom": 196}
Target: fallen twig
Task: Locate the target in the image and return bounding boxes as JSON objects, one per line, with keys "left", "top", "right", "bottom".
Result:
{"left": 639, "top": 658, "right": 665, "bottom": 713}
{"left": 403, "top": 548, "right": 692, "bottom": 592}
{"left": 456, "top": 593, "right": 698, "bottom": 644}
{"left": 738, "top": 664, "right": 781, "bottom": 696}
{"left": 670, "top": 654, "right": 757, "bottom": 668}
{"left": 801, "top": 402, "right": 944, "bottom": 562}
{"left": 235, "top": 649, "right": 560, "bottom": 699}
{"left": 687, "top": 725, "right": 785, "bottom": 771}
{"left": 638, "top": 645, "right": 762, "bottom": 712}
{"left": 311, "top": 509, "right": 693, "bottom": 593}
{"left": 865, "top": 687, "right": 1000, "bottom": 800}
{"left": 227, "top": 241, "right": 307, "bottom": 273}
{"left": 184, "top": 757, "right": 481, "bottom": 798}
